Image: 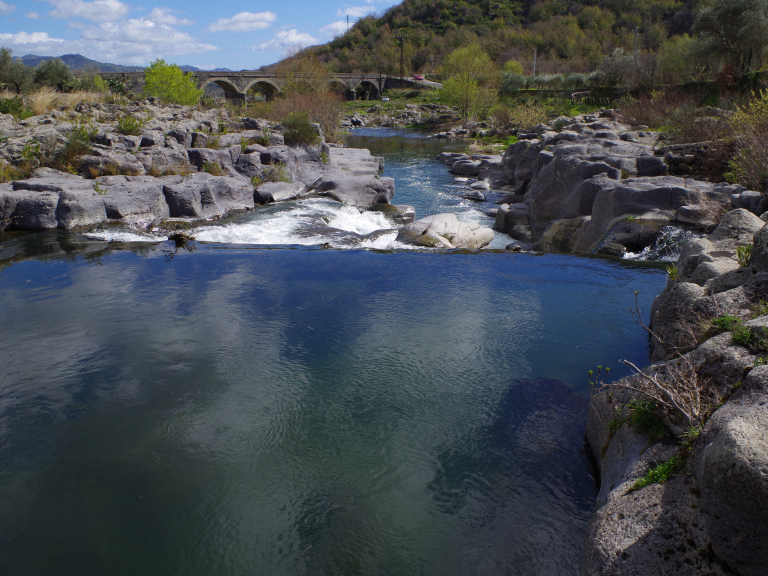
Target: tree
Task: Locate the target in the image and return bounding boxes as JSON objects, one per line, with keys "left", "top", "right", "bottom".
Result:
{"left": 692, "top": 0, "right": 768, "bottom": 77}
{"left": 0, "top": 47, "right": 31, "bottom": 93}
{"left": 33, "top": 58, "right": 75, "bottom": 91}
{"left": 0, "top": 47, "right": 11, "bottom": 79}
{"left": 275, "top": 48, "right": 332, "bottom": 100}
{"left": 143, "top": 59, "right": 202, "bottom": 105}
{"left": 4, "top": 60, "right": 31, "bottom": 93}
{"left": 440, "top": 43, "right": 496, "bottom": 121}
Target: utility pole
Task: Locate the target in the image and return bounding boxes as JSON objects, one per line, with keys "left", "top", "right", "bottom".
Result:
{"left": 633, "top": 27, "right": 639, "bottom": 85}
{"left": 397, "top": 35, "right": 405, "bottom": 82}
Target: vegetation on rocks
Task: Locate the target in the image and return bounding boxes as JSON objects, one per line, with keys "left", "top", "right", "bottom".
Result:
{"left": 143, "top": 59, "right": 203, "bottom": 106}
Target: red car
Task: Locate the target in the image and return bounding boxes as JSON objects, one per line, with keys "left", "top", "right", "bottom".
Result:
{"left": 413, "top": 74, "right": 424, "bottom": 81}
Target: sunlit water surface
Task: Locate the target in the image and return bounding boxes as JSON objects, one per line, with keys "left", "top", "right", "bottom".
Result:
{"left": 0, "top": 129, "right": 666, "bottom": 576}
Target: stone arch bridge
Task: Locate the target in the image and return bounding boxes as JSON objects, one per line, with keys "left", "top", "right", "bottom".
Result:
{"left": 99, "top": 70, "right": 417, "bottom": 101}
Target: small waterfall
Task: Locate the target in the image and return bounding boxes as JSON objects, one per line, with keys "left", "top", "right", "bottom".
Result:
{"left": 624, "top": 226, "right": 702, "bottom": 262}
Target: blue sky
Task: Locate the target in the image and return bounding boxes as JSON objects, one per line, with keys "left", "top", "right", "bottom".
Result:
{"left": 0, "top": 0, "right": 400, "bottom": 69}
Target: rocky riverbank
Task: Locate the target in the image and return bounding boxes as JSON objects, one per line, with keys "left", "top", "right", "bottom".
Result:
{"left": 437, "top": 109, "right": 762, "bottom": 257}
{"left": 436, "top": 110, "right": 768, "bottom": 573}
{"left": 0, "top": 100, "right": 495, "bottom": 250}
{"left": 583, "top": 208, "right": 768, "bottom": 575}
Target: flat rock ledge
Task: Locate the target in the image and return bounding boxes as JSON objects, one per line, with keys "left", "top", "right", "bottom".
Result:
{"left": 0, "top": 101, "right": 494, "bottom": 249}
{"left": 583, "top": 211, "right": 768, "bottom": 575}
{"left": 438, "top": 110, "right": 762, "bottom": 256}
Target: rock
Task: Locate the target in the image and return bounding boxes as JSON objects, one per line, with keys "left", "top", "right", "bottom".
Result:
{"left": 493, "top": 203, "right": 533, "bottom": 243}
{"left": 396, "top": 213, "right": 494, "bottom": 250}
{"left": 97, "top": 175, "right": 172, "bottom": 223}
{"left": 161, "top": 173, "right": 254, "bottom": 218}
{"left": 308, "top": 174, "right": 395, "bottom": 207}
{"left": 693, "top": 365, "right": 768, "bottom": 576}
{"left": 367, "top": 203, "right": 415, "bottom": 225}
{"left": 253, "top": 181, "right": 306, "bottom": 205}
{"left": 731, "top": 190, "right": 764, "bottom": 214}
{"left": 636, "top": 154, "right": 668, "bottom": 177}
{"left": 462, "top": 189, "right": 486, "bottom": 201}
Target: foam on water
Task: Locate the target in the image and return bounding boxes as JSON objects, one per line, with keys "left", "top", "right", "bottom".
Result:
{"left": 83, "top": 230, "right": 168, "bottom": 243}
{"left": 192, "top": 198, "right": 399, "bottom": 248}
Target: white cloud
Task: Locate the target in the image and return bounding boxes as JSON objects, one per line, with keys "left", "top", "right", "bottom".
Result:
{"left": 0, "top": 31, "right": 65, "bottom": 45}
{"left": 47, "top": 0, "right": 129, "bottom": 23}
{"left": 0, "top": 1, "right": 15, "bottom": 15}
{"left": 78, "top": 18, "right": 219, "bottom": 64}
{"left": 146, "top": 7, "right": 192, "bottom": 27}
{"left": 205, "top": 12, "right": 277, "bottom": 33}
{"left": 337, "top": 6, "right": 369, "bottom": 17}
{"left": 321, "top": 21, "right": 349, "bottom": 38}
{"left": 26, "top": 11, "right": 40, "bottom": 19}
{"left": 255, "top": 29, "right": 318, "bottom": 53}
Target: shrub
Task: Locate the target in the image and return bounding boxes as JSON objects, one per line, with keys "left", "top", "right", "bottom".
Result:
{"left": 262, "top": 162, "right": 290, "bottom": 183}
{"left": 201, "top": 161, "right": 223, "bottom": 176}
{"left": 0, "top": 96, "right": 26, "bottom": 118}
{"left": 116, "top": 113, "right": 146, "bottom": 135}
{"left": 55, "top": 117, "right": 97, "bottom": 170}
{"left": 143, "top": 59, "right": 202, "bottom": 105}
{"left": 711, "top": 314, "right": 742, "bottom": 332}
{"left": 282, "top": 112, "right": 320, "bottom": 146}
{"left": 616, "top": 356, "right": 720, "bottom": 431}
{"left": 727, "top": 90, "right": 768, "bottom": 190}
{"left": 0, "top": 159, "right": 23, "bottom": 182}
{"left": 626, "top": 400, "right": 669, "bottom": 443}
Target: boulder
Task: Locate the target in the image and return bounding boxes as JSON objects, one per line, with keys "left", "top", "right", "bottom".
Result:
{"left": 396, "top": 213, "right": 494, "bottom": 250}
{"left": 253, "top": 182, "right": 306, "bottom": 205}
{"left": 308, "top": 174, "right": 395, "bottom": 207}
{"left": 161, "top": 173, "right": 254, "bottom": 218}
{"left": 692, "top": 365, "right": 768, "bottom": 576}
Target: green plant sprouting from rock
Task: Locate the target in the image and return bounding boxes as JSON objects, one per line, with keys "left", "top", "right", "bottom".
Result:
{"left": 737, "top": 243, "right": 753, "bottom": 267}
{"left": 630, "top": 456, "right": 683, "bottom": 492}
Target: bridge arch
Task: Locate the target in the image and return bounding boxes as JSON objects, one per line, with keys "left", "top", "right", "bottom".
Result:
{"left": 244, "top": 79, "right": 281, "bottom": 101}
{"left": 200, "top": 78, "right": 242, "bottom": 99}
{"left": 354, "top": 80, "right": 379, "bottom": 100}
{"left": 327, "top": 80, "right": 353, "bottom": 100}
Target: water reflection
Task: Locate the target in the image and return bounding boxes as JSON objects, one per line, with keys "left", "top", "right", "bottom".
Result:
{"left": 0, "top": 246, "right": 665, "bottom": 575}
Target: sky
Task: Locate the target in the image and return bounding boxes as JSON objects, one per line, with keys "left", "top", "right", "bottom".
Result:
{"left": 0, "top": 0, "right": 400, "bottom": 70}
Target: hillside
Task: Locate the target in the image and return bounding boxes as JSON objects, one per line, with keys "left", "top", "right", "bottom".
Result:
{"left": 19, "top": 54, "right": 232, "bottom": 73}
{"left": 20, "top": 53, "right": 143, "bottom": 72}
{"left": 310, "top": 0, "right": 700, "bottom": 75}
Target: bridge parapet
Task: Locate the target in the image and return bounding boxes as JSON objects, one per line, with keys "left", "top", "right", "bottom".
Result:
{"left": 96, "top": 70, "right": 420, "bottom": 101}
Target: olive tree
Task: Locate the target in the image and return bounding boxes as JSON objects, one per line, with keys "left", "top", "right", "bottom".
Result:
{"left": 0, "top": 47, "right": 31, "bottom": 93}
{"left": 693, "top": 0, "right": 768, "bottom": 76}
{"left": 143, "top": 59, "right": 202, "bottom": 105}
{"left": 33, "top": 58, "right": 75, "bottom": 91}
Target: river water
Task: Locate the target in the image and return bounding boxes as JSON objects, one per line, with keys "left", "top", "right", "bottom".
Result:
{"left": 0, "top": 129, "right": 666, "bottom": 575}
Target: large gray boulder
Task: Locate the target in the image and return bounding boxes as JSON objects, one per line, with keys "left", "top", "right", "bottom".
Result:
{"left": 308, "top": 173, "right": 395, "bottom": 207}
{"left": 396, "top": 213, "right": 494, "bottom": 250}
{"left": 161, "top": 172, "right": 254, "bottom": 218}
{"left": 96, "top": 175, "right": 173, "bottom": 224}
{"left": 692, "top": 365, "right": 768, "bottom": 576}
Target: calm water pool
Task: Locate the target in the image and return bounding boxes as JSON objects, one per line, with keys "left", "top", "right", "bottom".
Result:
{"left": 0, "top": 241, "right": 664, "bottom": 575}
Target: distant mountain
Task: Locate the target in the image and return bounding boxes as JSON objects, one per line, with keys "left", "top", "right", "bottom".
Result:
{"left": 20, "top": 53, "right": 142, "bottom": 72}
{"left": 19, "top": 54, "right": 233, "bottom": 73}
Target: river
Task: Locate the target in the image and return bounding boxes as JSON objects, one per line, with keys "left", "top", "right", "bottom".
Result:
{"left": 0, "top": 129, "right": 666, "bottom": 575}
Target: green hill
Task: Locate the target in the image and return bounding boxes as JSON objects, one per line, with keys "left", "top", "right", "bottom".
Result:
{"left": 310, "top": 0, "right": 700, "bottom": 76}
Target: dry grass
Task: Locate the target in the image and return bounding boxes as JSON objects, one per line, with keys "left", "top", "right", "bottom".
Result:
{"left": 616, "top": 356, "right": 721, "bottom": 433}
{"left": 728, "top": 90, "right": 768, "bottom": 191}
{"left": 28, "top": 87, "right": 59, "bottom": 116}
{"left": 17, "top": 88, "right": 110, "bottom": 116}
